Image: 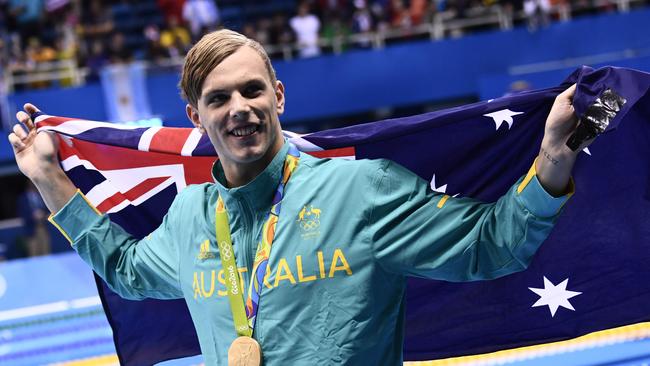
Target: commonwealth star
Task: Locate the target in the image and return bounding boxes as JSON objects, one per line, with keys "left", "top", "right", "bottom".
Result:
{"left": 529, "top": 277, "right": 582, "bottom": 317}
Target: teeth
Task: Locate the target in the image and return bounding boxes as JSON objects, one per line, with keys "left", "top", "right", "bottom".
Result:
{"left": 232, "top": 126, "right": 257, "bottom": 136}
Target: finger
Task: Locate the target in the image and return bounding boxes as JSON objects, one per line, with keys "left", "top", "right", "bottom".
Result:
{"left": 23, "top": 103, "right": 40, "bottom": 129}
{"left": 24, "top": 103, "right": 41, "bottom": 116}
{"left": 16, "top": 111, "right": 35, "bottom": 131}
{"left": 558, "top": 83, "right": 577, "bottom": 101}
{"left": 12, "top": 123, "right": 28, "bottom": 139}
{"left": 8, "top": 133, "right": 25, "bottom": 151}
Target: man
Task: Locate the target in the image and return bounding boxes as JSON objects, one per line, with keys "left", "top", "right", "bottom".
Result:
{"left": 8, "top": 29, "right": 584, "bottom": 365}
{"left": 183, "top": 0, "right": 220, "bottom": 40}
{"left": 290, "top": 1, "right": 321, "bottom": 58}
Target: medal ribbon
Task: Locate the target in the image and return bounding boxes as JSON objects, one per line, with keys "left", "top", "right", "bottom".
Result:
{"left": 215, "top": 144, "right": 300, "bottom": 337}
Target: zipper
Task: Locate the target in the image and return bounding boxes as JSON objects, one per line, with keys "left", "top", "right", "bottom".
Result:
{"left": 237, "top": 196, "right": 255, "bottom": 290}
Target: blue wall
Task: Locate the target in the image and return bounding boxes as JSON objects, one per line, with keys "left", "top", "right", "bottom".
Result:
{"left": 478, "top": 54, "right": 650, "bottom": 100}
{"left": 4, "top": 7, "right": 650, "bottom": 160}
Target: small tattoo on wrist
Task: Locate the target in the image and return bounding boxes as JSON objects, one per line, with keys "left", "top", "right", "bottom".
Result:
{"left": 541, "top": 148, "right": 559, "bottom": 165}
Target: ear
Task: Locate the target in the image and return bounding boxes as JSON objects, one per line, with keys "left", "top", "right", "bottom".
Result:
{"left": 186, "top": 104, "right": 204, "bottom": 133}
{"left": 275, "top": 80, "right": 285, "bottom": 115}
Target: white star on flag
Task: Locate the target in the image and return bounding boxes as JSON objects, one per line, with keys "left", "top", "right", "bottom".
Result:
{"left": 430, "top": 174, "right": 448, "bottom": 193}
{"left": 430, "top": 175, "right": 460, "bottom": 197}
{"left": 483, "top": 109, "right": 524, "bottom": 130}
{"left": 529, "top": 277, "right": 582, "bottom": 317}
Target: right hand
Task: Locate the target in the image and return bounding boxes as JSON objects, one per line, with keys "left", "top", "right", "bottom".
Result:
{"left": 7, "top": 103, "right": 60, "bottom": 181}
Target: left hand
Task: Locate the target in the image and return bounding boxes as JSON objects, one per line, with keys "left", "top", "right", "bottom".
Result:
{"left": 535, "top": 84, "right": 591, "bottom": 197}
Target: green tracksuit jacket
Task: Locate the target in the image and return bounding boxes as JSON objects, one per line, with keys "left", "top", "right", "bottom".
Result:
{"left": 51, "top": 142, "right": 572, "bottom": 365}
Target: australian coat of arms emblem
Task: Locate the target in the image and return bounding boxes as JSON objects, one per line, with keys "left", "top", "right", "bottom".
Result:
{"left": 297, "top": 205, "right": 321, "bottom": 238}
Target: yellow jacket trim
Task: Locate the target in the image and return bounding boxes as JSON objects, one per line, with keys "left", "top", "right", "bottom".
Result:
{"left": 48, "top": 189, "right": 102, "bottom": 245}
{"left": 517, "top": 159, "right": 538, "bottom": 194}
{"left": 48, "top": 213, "right": 73, "bottom": 244}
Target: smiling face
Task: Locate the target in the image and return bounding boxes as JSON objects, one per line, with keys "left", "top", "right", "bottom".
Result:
{"left": 186, "top": 46, "right": 285, "bottom": 186}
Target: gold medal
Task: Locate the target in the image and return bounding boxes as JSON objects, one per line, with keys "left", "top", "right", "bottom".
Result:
{"left": 228, "top": 336, "right": 262, "bottom": 366}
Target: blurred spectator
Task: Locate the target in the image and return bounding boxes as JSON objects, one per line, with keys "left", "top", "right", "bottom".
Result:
{"left": 369, "top": 0, "right": 390, "bottom": 31}
{"left": 54, "top": 3, "right": 79, "bottom": 56}
{"left": 143, "top": 24, "right": 168, "bottom": 63}
{"left": 321, "top": 12, "right": 352, "bottom": 52}
{"left": 0, "top": 0, "right": 635, "bottom": 93}
{"left": 25, "top": 36, "right": 56, "bottom": 63}
{"left": 268, "top": 13, "right": 294, "bottom": 57}
{"left": 8, "top": 0, "right": 45, "bottom": 42}
{"left": 24, "top": 36, "right": 56, "bottom": 88}
{"left": 44, "top": 0, "right": 71, "bottom": 13}
{"left": 79, "top": 0, "right": 114, "bottom": 49}
{"left": 550, "top": 0, "right": 571, "bottom": 20}
{"left": 182, "top": 0, "right": 220, "bottom": 40}
{"left": 18, "top": 179, "right": 51, "bottom": 257}
{"left": 524, "top": 0, "right": 551, "bottom": 30}
{"left": 108, "top": 32, "right": 133, "bottom": 64}
{"left": 1, "top": 3, "right": 15, "bottom": 66}
{"left": 352, "top": 0, "right": 374, "bottom": 47}
{"left": 254, "top": 18, "right": 272, "bottom": 45}
{"left": 242, "top": 22, "right": 257, "bottom": 41}
{"left": 448, "top": 0, "right": 471, "bottom": 18}
{"left": 85, "top": 39, "right": 108, "bottom": 81}
{"left": 54, "top": 35, "right": 76, "bottom": 86}
{"left": 315, "top": 0, "right": 351, "bottom": 19}
{"left": 389, "top": 0, "right": 412, "bottom": 28}
{"left": 500, "top": 0, "right": 520, "bottom": 28}
{"left": 0, "top": 37, "right": 8, "bottom": 70}
{"left": 8, "top": 41, "right": 32, "bottom": 91}
{"left": 160, "top": 17, "right": 192, "bottom": 59}
{"left": 0, "top": 1, "right": 11, "bottom": 36}
{"left": 290, "top": 1, "right": 321, "bottom": 58}
{"left": 409, "top": 0, "right": 428, "bottom": 25}
{"left": 158, "top": 0, "right": 186, "bottom": 24}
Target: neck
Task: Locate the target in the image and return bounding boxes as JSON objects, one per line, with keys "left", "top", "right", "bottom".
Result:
{"left": 222, "top": 162, "right": 267, "bottom": 188}
{"left": 220, "top": 139, "right": 285, "bottom": 188}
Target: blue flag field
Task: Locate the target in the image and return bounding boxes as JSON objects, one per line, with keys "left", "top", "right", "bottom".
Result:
{"left": 33, "top": 66, "right": 650, "bottom": 365}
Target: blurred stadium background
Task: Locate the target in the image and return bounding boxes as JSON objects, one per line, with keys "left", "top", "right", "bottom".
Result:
{"left": 0, "top": 0, "right": 649, "bottom": 365}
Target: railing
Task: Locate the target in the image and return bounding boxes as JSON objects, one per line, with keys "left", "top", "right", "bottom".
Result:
{"left": 4, "top": 59, "right": 84, "bottom": 93}
{"left": 3, "top": 0, "right": 646, "bottom": 91}
{"left": 263, "top": 0, "right": 645, "bottom": 60}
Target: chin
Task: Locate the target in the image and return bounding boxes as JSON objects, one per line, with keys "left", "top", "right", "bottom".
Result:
{"left": 231, "top": 145, "right": 270, "bottom": 164}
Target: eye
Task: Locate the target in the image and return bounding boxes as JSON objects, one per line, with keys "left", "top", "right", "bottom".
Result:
{"left": 208, "top": 93, "right": 229, "bottom": 106}
{"left": 243, "top": 83, "right": 264, "bottom": 98}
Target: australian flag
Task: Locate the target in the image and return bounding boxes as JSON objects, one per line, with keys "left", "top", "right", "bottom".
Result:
{"left": 34, "top": 66, "right": 650, "bottom": 365}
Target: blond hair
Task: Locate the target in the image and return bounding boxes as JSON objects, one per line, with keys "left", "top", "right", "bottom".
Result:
{"left": 180, "top": 29, "right": 277, "bottom": 108}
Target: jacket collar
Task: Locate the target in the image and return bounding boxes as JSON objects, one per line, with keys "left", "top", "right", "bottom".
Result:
{"left": 211, "top": 142, "right": 289, "bottom": 212}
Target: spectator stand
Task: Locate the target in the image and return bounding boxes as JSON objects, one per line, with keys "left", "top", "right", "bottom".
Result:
{"left": 1, "top": 0, "right": 649, "bottom": 93}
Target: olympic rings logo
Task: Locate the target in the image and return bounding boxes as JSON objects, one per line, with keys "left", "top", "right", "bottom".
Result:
{"left": 237, "top": 325, "right": 249, "bottom": 332}
{"left": 219, "top": 241, "right": 233, "bottom": 261}
{"left": 300, "top": 219, "right": 320, "bottom": 231}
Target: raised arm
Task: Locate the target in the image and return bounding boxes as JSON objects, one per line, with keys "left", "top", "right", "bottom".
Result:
{"left": 366, "top": 84, "right": 585, "bottom": 281}
{"left": 7, "top": 104, "right": 183, "bottom": 300}
{"left": 7, "top": 103, "right": 76, "bottom": 212}
{"left": 535, "top": 84, "right": 585, "bottom": 196}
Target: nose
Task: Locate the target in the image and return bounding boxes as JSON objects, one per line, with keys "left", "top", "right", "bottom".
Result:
{"left": 229, "top": 92, "right": 251, "bottom": 121}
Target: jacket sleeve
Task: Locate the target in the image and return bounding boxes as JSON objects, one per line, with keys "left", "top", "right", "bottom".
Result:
{"left": 49, "top": 190, "right": 184, "bottom": 300}
{"left": 365, "top": 159, "right": 573, "bottom": 282}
